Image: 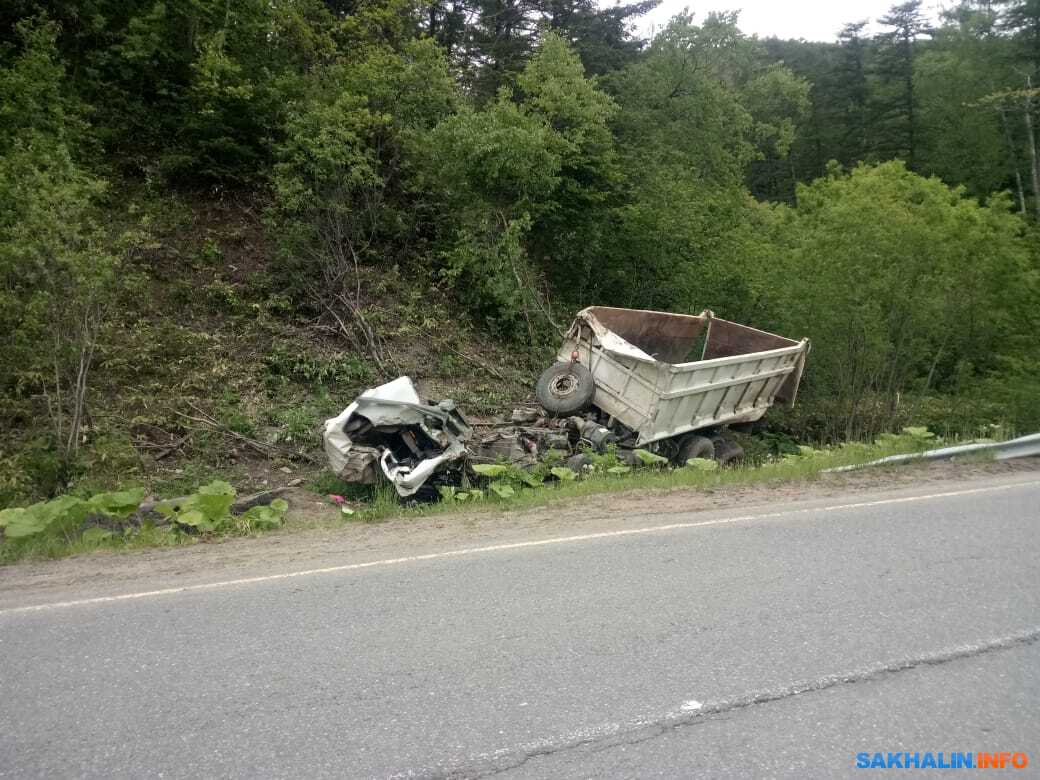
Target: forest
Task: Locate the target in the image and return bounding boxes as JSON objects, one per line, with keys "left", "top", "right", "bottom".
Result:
{"left": 1, "top": 0, "right": 1038, "bottom": 505}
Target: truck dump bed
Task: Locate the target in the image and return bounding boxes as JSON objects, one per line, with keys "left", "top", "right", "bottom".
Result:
{"left": 558, "top": 307, "right": 809, "bottom": 446}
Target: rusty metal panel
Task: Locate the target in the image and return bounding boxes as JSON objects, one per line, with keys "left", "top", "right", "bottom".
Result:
{"left": 585, "top": 306, "right": 708, "bottom": 364}
{"left": 702, "top": 317, "right": 796, "bottom": 358}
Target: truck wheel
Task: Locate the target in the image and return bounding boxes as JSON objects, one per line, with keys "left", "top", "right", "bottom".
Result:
{"left": 536, "top": 362, "right": 595, "bottom": 416}
{"left": 713, "top": 438, "right": 745, "bottom": 467}
{"left": 675, "top": 434, "right": 715, "bottom": 465}
{"left": 565, "top": 453, "right": 595, "bottom": 474}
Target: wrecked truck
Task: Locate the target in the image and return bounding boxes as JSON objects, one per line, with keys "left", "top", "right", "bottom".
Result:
{"left": 323, "top": 377, "right": 472, "bottom": 499}
{"left": 534, "top": 306, "right": 810, "bottom": 464}
{"left": 323, "top": 307, "right": 809, "bottom": 498}
{"left": 323, "top": 377, "right": 570, "bottom": 499}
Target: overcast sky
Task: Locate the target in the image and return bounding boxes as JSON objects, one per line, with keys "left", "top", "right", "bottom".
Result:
{"left": 637, "top": 1, "right": 946, "bottom": 42}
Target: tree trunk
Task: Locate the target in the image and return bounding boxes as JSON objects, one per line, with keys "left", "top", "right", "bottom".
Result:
{"left": 905, "top": 32, "right": 916, "bottom": 170}
{"left": 999, "top": 106, "right": 1028, "bottom": 216}
{"left": 1024, "top": 77, "right": 1040, "bottom": 221}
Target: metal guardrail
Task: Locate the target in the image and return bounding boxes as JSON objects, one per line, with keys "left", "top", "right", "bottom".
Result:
{"left": 823, "top": 433, "right": 1040, "bottom": 473}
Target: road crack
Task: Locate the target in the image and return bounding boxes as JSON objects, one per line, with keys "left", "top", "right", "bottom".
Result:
{"left": 399, "top": 626, "right": 1040, "bottom": 778}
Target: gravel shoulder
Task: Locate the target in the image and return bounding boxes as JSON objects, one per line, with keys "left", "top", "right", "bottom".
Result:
{"left": 1, "top": 458, "right": 1037, "bottom": 610}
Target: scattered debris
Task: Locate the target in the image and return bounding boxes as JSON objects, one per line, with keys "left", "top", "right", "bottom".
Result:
{"left": 510, "top": 407, "right": 543, "bottom": 424}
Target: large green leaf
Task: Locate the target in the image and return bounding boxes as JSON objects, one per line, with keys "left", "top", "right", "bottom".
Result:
{"left": 88, "top": 488, "right": 146, "bottom": 519}
{"left": 472, "top": 464, "right": 509, "bottom": 477}
{"left": 242, "top": 505, "right": 282, "bottom": 530}
{"left": 518, "top": 470, "right": 542, "bottom": 487}
{"left": 1, "top": 507, "right": 46, "bottom": 539}
{"left": 192, "top": 481, "right": 236, "bottom": 522}
{"left": 2, "top": 496, "right": 91, "bottom": 540}
{"left": 489, "top": 482, "right": 515, "bottom": 498}
{"left": 198, "top": 480, "right": 235, "bottom": 496}
{"left": 550, "top": 467, "right": 576, "bottom": 481}
{"left": 633, "top": 449, "right": 668, "bottom": 466}
{"left": 176, "top": 509, "right": 207, "bottom": 528}
{"left": 36, "top": 496, "right": 90, "bottom": 536}
{"left": 154, "top": 500, "right": 180, "bottom": 518}
{"left": 685, "top": 457, "right": 718, "bottom": 471}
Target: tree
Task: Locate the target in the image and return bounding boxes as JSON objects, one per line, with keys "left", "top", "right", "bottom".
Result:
{"left": 762, "top": 37, "right": 838, "bottom": 184}
{"left": 836, "top": 21, "right": 871, "bottom": 164}
{"left": 759, "top": 162, "right": 1036, "bottom": 439}
{"left": 546, "top": 0, "right": 659, "bottom": 75}
{"left": 874, "top": 1, "right": 932, "bottom": 169}
{"left": 1, "top": 0, "right": 346, "bottom": 183}
{"left": 598, "top": 13, "right": 784, "bottom": 307}
{"left": 517, "top": 33, "right": 620, "bottom": 296}
{"left": 271, "top": 39, "right": 457, "bottom": 370}
{"left": 742, "top": 63, "right": 811, "bottom": 201}
{"left": 421, "top": 98, "right": 562, "bottom": 336}
{"left": 461, "top": 0, "right": 655, "bottom": 98}
{"left": 0, "top": 18, "right": 120, "bottom": 474}
{"left": 419, "top": 33, "right": 619, "bottom": 335}
{"left": 916, "top": 3, "right": 1019, "bottom": 202}
{"left": 999, "top": 0, "right": 1040, "bottom": 77}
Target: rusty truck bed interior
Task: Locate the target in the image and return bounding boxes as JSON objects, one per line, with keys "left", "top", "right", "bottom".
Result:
{"left": 586, "top": 306, "right": 799, "bottom": 366}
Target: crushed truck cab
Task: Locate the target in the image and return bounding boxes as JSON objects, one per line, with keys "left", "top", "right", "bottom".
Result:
{"left": 323, "top": 377, "right": 471, "bottom": 498}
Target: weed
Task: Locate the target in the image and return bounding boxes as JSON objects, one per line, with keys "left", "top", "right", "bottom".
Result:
{"left": 268, "top": 406, "right": 319, "bottom": 445}
{"left": 0, "top": 479, "right": 288, "bottom": 563}
{"left": 216, "top": 390, "right": 257, "bottom": 437}
{"left": 307, "top": 470, "right": 376, "bottom": 502}
{"left": 263, "top": 346, "right": 371, "bottom": 388}
{"left": 347, "top": 427, "right": 970, "bottom": 524}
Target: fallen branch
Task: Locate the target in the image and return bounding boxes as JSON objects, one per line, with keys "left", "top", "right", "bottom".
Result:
{"left": 176, "top": 402, "right": 319, "bottom": 464}
{"left": 153, "top": 434, "right": 190, "bottom": 461}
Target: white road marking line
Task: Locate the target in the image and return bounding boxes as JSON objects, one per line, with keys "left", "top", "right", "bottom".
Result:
{"left": 1, "top": 480, "right": 1036, "bottom": 617}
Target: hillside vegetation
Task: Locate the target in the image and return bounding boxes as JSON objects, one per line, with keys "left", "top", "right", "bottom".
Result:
{"left": 1, "top": 0, "right": 1038, "bottom": 507}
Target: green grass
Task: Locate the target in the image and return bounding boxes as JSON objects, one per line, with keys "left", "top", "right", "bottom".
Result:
{"left": 0, "top": 523, "right": 185, "bottom": 565}
{"left": 348, "top": 436, "right": 950, "bottom": 523}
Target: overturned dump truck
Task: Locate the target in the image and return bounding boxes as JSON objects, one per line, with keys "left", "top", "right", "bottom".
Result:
{"left": 323, "top": 308, "right": 808, "bottom": 499}
{"left": 535, "top": 307, "right": 810, "bottom": 464}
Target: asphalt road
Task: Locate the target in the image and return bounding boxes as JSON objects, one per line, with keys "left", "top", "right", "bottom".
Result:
{"left": 1, "top": 474, "right": 1038, "bottom": 778}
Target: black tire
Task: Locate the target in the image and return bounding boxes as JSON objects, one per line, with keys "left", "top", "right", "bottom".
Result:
{"left": 536, "top": 362, "right": 595, "bottom": 416}
{"left": 674, "top": 434, "right": 715, "bottom": 466}
{"left": 565, "top": 453, "right": 595, "bottom": 473}
{"left": 713, "top": 438, "right": 745, "bottom": 467}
